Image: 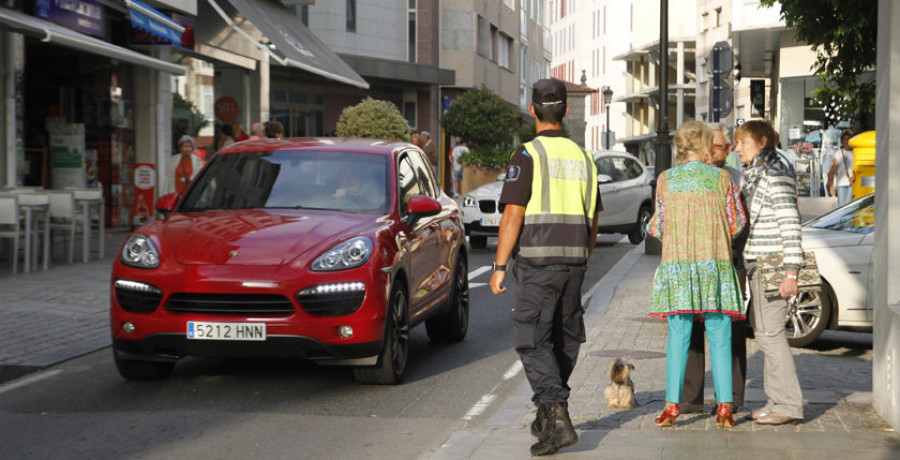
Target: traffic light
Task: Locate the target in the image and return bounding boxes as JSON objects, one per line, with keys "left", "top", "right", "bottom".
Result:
{"left": 711, "top": 41, "right": 734, "bottom": 121}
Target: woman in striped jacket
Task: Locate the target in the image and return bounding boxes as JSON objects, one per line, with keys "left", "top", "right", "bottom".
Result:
{"left": 734, "top": 120, "right": 804, "bottom": 426}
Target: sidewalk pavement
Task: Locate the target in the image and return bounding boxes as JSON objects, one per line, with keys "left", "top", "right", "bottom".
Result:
{"left": 434, "top": 196, "right": 900, "bottom": 459}
{"left": 0, "top": 230, "right": 129, "bottom": 383}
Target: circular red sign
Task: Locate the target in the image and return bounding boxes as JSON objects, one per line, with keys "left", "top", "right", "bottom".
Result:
{"left": 214, "top": 96, "right": 239, "bottom": 122}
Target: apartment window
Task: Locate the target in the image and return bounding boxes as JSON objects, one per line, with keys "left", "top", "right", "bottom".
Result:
{"left": 408, "top": 11, "right": 417, "bottom": 62}
{"left": 701, "top": 12, "right": 709, "bottom": 32}
{"left": 497, "top": 34, "right": 512, "bottom": 69}
{"left": 560, "top": 0, "right": 566, "bottom": 18}
{"left": 715, "top": 8, "right": 722, "bottom": 27}
{"left": 409, "top": 0, "right": 416, "bottom": 7}
{"left": 346, "top": 0, "right": 356, "bottom": 32}
{"left": 477, "top": 16, "right": 493, "bottom": 60}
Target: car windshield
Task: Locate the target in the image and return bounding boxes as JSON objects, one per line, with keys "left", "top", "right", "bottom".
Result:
{"left": 804, "top": 194, "right": 874, "bottom": 234}
{"left": 179, "top": 150, "right": 389, "bottom": 214}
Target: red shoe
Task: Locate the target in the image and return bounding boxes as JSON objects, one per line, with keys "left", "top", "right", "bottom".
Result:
{"left": 655, "top": 403, "right": 680, "bottom": 427}
{"left": 716, "top": 403, "right": 735, "bottom": 428}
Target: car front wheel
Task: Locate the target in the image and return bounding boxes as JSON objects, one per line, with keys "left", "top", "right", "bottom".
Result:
{"left": 628, "top": 206, "right": 652, "bottom": 244}
{"left": 354, "top": 284, "right": 409, "bottom": 385}
{"left": 785, "top": 282, "right": 832, "bottom": 348}
{"left": 426, "top": 256, "right": 470, "bottom": 342}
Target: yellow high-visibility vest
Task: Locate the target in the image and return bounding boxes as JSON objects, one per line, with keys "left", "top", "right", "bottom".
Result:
{"left": 517, "top": 136, "right": 598, "bottom": 265}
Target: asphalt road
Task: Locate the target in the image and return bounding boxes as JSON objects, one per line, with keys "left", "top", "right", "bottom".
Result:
{"left": 0, "top": 235, "right": 633, "bottom": 460}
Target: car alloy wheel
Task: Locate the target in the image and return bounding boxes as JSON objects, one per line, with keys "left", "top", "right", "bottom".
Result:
{"left": 354, "top": 284, "right": 409, "bottom": 385}
{"left": 785, "top": 283, "right": 832, "bottom": 348}
{"left": 425, "top": 255, "right": 470, "bottom": 342}
{"left": 628, "top": 206, "right": 652, "bottom": 244}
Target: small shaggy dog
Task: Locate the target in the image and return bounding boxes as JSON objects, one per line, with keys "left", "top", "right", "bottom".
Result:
{"left": 603, "top": 357, "right": 636, "bottom": 409}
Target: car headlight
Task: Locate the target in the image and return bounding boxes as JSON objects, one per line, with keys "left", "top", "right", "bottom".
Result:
{"left": 462, "top": 195, "right": 476, "bottom": 207}
{"left": 311, "top": 236, "right": 373, "bottom": 271}
{"left": 120, "top": 234, "right": 160, "bottom": 269}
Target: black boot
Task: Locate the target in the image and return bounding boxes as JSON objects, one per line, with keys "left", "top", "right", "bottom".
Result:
{"left": 530, "top": 403, "right": 548, "bottom": 437}
{"left": 530, "top": 402, "right": 578, "bottom": 456}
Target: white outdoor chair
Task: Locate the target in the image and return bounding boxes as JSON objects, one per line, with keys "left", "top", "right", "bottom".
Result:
{"left": 48, "top": 190, "right": 82, "bottom": 264}
{"left": 0, "top": 195, "right": 21, "bottom": 274}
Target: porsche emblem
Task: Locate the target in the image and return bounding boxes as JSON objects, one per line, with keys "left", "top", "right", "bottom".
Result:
{"left": 229, "top": 250, "right": 240, "bottom": 257}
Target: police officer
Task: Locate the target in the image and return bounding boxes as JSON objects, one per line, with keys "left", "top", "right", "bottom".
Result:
{"left": 489, "top": 78, "right": 601, "bottom": 456}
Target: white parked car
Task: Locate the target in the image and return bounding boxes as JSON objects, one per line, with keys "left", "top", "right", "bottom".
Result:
{"left": 784, "top": 194, "right": 874, "bottom": 347}
{"left": 460, "top": 151, "right": 654, "bottom": 249}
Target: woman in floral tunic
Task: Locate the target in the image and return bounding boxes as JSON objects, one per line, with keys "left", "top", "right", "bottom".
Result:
{"left": 646, "top": 120, "right": 746, "bottom": 428}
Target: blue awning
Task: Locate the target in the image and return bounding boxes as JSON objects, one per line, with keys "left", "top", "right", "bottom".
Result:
{"left": 126, "top": 0, "right": 184, "bottom": 47}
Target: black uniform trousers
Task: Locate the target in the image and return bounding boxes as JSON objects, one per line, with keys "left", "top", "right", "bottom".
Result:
{"left": 680, "top": 318, "right": 748, "bottom": 408}
{"left": 511, "top": 261, "right": 587, "bottom": 404}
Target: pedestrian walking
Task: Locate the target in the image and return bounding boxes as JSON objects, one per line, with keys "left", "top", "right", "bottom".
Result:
{"left": 734, "top": 119, "right": 805, "bottom": 425}
{"left": 264, "top": 120, "right": 284, "bottom": 139}
{"left": 647, "top": 120, "right": 746, "bottom": 429}
{"left": 165, "top": 134, "right": 205, "bottom": 195}
{"left": 248, "top": 122, "right": 265, "bottom": 140}
{"left": 827, "top": 129, "right": 855, "bottom": 206}
{"left": 217, "top": 123, "right": 235, "bottom": 151}
{"left": 450, "top": 139, "right": 468, "bottom": 197}
{"left": 679, "top": 123, "right": 749, "bottom": 416}
{"left": 489, "top": 78, "right": 601, "bottom": 456}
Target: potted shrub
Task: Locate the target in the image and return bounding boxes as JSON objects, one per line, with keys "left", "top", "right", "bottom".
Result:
{"left": 441, "top": 86, "right": 519, "bottom": 194}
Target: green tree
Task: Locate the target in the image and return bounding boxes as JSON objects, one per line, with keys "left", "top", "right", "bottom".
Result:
{"left": 336, "top": 97, "right": 411, "bottom": 141}
{"left": 760, "top": 0, "right": 877, "bottom": 124}
{"left": 441, "top": 86, "right": 519, "bottom": 168}
{"left": 172, "top": 92, "right": 209, "bottom": 142}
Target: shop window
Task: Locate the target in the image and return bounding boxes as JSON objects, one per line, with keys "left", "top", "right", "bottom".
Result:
{"left": 403, "top": 102, "right": 416, "bottom": 128}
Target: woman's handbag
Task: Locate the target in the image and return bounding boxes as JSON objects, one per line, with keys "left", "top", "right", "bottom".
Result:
{"left": 757, "top": 251, "right": 822, "bottom": 298}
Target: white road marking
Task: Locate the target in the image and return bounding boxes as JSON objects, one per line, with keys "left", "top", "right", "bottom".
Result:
{"left": 469, "top": 282, "right": 487, "bottom": 289}
{"left": 468, "top": 265, "right": 491, "bottom": 280}
{"left": 0, "top": 370, "right": 62, "bottom": 396}
{"left": 502, "top": 360, "right": 523, "bottom": 380}
{"left": 464, "top": 362, "right": 523, "bottom": 421}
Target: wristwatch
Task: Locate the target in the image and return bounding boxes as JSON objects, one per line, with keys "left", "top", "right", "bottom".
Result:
{"left": 492, "top": 262, "right": 507, "bottom": 272}
{"left": 785, "top": 273, "right": 798, "bottom": 280}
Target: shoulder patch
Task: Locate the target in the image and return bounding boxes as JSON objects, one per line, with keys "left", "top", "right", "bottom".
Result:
{"left": 506, "top": 165, "right": 521, "bottom": 181}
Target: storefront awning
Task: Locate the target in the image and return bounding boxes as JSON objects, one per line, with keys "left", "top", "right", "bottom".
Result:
{"left": 125, "top": 0, "right": 185, "bottom": 47}
{"left": 0, "top": 7, "right": 185, "bottom": 75}
{"left": 209, "top": 0, "right": 369, "bottom": 89}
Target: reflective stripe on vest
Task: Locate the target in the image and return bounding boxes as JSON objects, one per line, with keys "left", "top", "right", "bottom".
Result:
{"left": 517, "top": 137, "right": 598, "bottom": 265}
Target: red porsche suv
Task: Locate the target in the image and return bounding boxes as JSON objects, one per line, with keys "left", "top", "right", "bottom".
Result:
{"left": 110, "top": 138, "right": 469, "bottom": 385}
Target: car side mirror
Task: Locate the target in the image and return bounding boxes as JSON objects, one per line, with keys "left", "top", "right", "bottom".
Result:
{"left": 406, "top": 195, "right": 442, "bottom": 226}
{"left": 155, "top": 193, "right": 179, "bottom": 218}
{"left": 598, "top": 174, "right": 614, "bottom": 184}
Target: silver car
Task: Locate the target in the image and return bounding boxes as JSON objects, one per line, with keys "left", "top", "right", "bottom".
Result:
{"left": 784, "top": 194, "right": 874, "bottom": 347}
{"left": 460, "top": 151, "right": 655, "bottom": 249}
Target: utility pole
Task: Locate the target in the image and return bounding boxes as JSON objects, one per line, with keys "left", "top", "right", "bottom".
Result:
{"left": 647, "top": 0, "right": 670, "bottom": 255}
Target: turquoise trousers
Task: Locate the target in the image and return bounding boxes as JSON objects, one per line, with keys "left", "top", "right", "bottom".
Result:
{"left": 665, "top": 313, "right": 733, "bottom": 404}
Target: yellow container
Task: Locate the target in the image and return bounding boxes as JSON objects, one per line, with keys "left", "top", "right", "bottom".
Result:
{"left": 848, "top": 130, "right": 876, "bottom": 199}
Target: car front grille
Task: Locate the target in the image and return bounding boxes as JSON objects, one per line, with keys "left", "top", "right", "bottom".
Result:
{"left": 165, "top": 293, "right": 295, "bottom": 315}
{"left": 296, "top": 291, "right": 365, "bottom": 317}
{"left": 115, "top": 286, "right": 163, "bottom": 313}
{"left": 478, "top": 200, "right": 504, "bottom": 214}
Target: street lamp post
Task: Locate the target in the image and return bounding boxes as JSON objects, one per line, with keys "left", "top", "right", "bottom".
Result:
{"left": 603, "top": 87, "right": 613, "bottom": 149}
